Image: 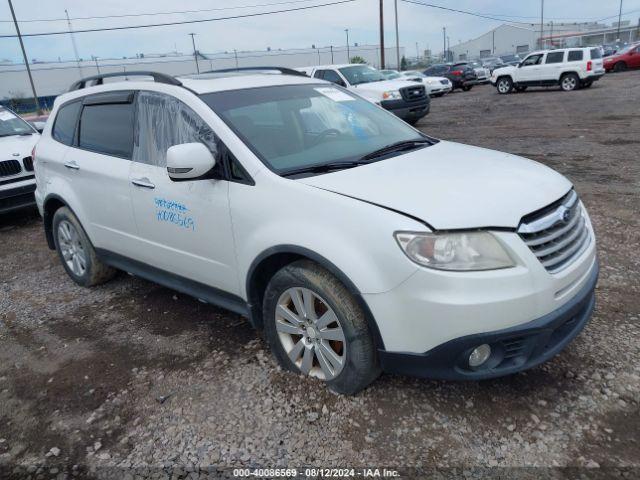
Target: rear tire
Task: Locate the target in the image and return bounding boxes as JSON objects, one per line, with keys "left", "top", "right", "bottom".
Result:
{"left": 560, "top": 73, "right": 579, "bottom": 92}
{"left": 52, "top": 207, "right": 116, "bottom": 287}
{"left": 496, "top": 77, "right": 513, "bottom": 94}
{"left": 614, "top": 62, "right": 627, "bottom": 72}
{"left": 263, "top": 260, "right": 380, "bottom": 395}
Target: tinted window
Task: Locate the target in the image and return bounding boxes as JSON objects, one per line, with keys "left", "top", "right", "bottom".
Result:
{"left": 545, "top": 51, "right": 565, "bottom": 64}
{"left": 321, "top": 70, "right": 345, "bottom": 85}
{"left": 52, "top": 101, "right": 81, "bottom": 145}
{"left": 133, "top": 91, "right": 217, "bottom": 167}
{"left": 590, "top": 48, "right": 602, "bottom": 59}
{"left": 568, "top": 50, "right": 584, "bottom": 61}
{"left": 79, "top": 103, "right": 134, "bottom": 158}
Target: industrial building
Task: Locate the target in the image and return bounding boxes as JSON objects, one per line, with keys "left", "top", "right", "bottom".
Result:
{"left": 451, "top": 20, "right": 640, "bottom": 61}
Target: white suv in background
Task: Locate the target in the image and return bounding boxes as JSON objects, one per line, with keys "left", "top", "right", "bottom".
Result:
{"left": 297, "top": 64, "right": 430, "bottom": 125}
{"left": 0, "top": 106, "right": 40, "bottom": 214}
{"left": 491, "top": 47, "right": 605, "bottom": 93}
{"left": 35, "top": 69, "right": 598, "bottom": 394}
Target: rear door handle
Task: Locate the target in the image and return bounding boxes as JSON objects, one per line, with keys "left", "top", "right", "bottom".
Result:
{"left": 131, "top": 177, "right": 155, "bottom": 189}
{"left": 64, "top": 161, "right": 80, "bottom": 170}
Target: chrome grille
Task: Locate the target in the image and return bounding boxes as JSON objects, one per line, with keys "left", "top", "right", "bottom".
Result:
{"left": 0, "top": 159, "right": 22, "bottom": 177}
{"left": 518, "top": 190, "right": 590, "bottom": 273}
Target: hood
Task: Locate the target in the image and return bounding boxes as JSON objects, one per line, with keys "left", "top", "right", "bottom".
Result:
{"left": 424, "top": 76, "right": 449, "bottom": 84}
{"left": 351, "top": 79, "right": 415, "bottom": 93}
{"left": 1, "top": 133, "right": 39, "bottom": 157}
{"left": 299, "top": 141, "right": 572, "bottom": 230}
{"left": 492, "top": 65, "right": 516, "bottom": 75}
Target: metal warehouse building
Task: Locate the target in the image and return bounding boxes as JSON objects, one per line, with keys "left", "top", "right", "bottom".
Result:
{"left": 451, "top": 20, "right": 640, "bottom": 61}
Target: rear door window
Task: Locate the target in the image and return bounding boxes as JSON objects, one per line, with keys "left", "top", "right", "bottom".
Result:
{"left": 568, "top": 50, "right": 584, "bottom": 61}
{"left": 78, "top": 101, "right": 134, "bottom": 158}
{"left": 545, "top": 51, "right": 565, "bottom": 64}
{"left": 52, "top": 101, "right": 81, "bottom": 145}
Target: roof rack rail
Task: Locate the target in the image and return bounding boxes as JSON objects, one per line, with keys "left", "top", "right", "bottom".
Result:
{"left": 201, "top": 66, "right": 308, "bottom": 77}
{"left": 68, "top": 71, "right": 182, "bottom": 92}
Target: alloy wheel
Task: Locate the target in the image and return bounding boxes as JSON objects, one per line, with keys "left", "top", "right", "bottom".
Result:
{"left": 497, "top": 79, "right": 510, "bottom": 93}
{"left": 562, "top": 76, "right": 577, "bottom": 91}
{"left": 275, "top": 287, "right": 345, "bottom": 380}
{"left": 57, "top": 220, "right": 87, "bottom": 276}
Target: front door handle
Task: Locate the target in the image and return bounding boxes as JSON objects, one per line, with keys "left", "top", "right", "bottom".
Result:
{"left": 131, "top": 177, "right": 155, "bottom": 189}
{"left": 64, "top": 161, "right": 80, "bottom": 170}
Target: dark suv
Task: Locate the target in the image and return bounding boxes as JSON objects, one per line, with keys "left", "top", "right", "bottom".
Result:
{"left": 423, "top": 63, "right": 477, "bottom": 91}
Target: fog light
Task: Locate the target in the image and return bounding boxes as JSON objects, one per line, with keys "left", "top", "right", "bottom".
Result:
{"left": 469, "top": 344, "right": 492, "bottom": 368}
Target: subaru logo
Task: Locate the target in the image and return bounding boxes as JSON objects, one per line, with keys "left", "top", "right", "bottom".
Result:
{"left": 561, "top": 208, "right": 571, "bottom": 223}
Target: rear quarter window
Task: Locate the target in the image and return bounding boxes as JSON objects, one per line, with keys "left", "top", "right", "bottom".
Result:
{"left": 52, "top": 101, "right": 81, "bottom": 145}
{"left": 590, "top": 48, "right": 602, "bottom": 59}
{"left": 568, "top": 50, "right": 584, "bottom": 61}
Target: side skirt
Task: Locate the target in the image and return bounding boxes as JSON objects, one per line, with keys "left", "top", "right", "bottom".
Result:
{"left": 95, "top": 248, "right": 250, "bottom": 318}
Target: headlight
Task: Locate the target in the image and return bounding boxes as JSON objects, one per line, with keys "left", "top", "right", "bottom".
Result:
{"left": 382, "top": 90, "right": 402, "bottom": 100}
{"left": 394, "top": 231, "right": 514, "bottom": 271}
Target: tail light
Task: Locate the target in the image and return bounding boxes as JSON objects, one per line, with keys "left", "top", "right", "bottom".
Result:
{"left": 586, "top": 61, "right": 592, "bottom": 71}
{"left": 451, "top": 70, "right": 463, "bottom": 76}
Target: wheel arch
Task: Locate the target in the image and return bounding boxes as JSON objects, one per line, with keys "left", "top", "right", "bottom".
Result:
{"left": 43, "top": 194, "right": 71, "bottom": 250}
{"left": 246, "top": 245, "right": 386, "bottom": 351}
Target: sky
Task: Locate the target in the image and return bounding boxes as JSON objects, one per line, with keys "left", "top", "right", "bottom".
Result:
{"left": 1, "top": 0, "right": 639, "bottom": 63}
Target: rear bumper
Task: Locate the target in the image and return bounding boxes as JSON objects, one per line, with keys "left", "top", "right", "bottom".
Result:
{"left": 584, "top": 72, "right": 605, "bottom": 82}
{"left": 380, "top": 97, "right": 430, "bottom": 120}
{"left": 379, "top": 262, "right": 598, "bottom": 380}
{"left": 0, "top": 182, "right": 36, "bottom": 214}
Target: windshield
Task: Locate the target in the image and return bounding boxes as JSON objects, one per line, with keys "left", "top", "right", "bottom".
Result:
{"left": 201, "top": 84, "right": 429, "bottom": 175}
{"left": 0, "top": 108, "right": 35, "bottom": 137}
{"left": 338, "top": 65, "right": 386, "bottom": 85}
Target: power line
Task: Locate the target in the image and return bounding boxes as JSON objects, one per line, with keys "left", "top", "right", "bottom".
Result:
{"left": 0, "top": 0, "right": 357, "bottom": 38}
{"left": 0, "top": 0, "right": 322, "bottom": 23}
{"left": 401, "top": 0, "right": 640, "bottom": 26}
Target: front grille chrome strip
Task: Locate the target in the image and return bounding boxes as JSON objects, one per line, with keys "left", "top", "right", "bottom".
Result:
{"left": 518, "top": 190, "right": 590, "bottom": 274}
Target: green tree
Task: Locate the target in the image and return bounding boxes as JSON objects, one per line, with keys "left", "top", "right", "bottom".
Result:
{"left": 349, "top": 55, "right": 366, "bottom": 64}
{"left": 400, "top": 55, "right": 408, "bottom": 71}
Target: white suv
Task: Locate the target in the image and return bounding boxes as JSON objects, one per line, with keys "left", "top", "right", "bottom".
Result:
{"left": 0, "top": 106, "right": 40, "bottom": 214}
{"left": 34, "top": 69, "right": 598, "bottom": 394}
{"left": 491, "top": 47, "right": 605, "bottom": 93}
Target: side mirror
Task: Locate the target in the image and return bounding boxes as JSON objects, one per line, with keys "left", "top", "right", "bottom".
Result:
{"left": 166, "top": 143, "right": 216, "bottom": 181}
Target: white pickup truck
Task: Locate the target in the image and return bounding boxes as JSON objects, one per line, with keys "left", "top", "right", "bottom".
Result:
{"left": 297, "top": 64, "right": 430, "bottom": 125}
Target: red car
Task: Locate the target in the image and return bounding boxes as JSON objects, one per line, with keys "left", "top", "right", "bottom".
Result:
{"left": 604, "top": 43, "right": 640, "bottom": 72}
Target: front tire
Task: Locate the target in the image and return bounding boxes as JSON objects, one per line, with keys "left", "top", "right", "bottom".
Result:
{"left": 461, "top": 85, "right": 472, "bottom": 92}
{"left": 496, "top": 77, "right": 513, "bottom": 94}
{"left": 560, "top": 73, "right": 579, "bottom": 91}
{"left": 52, "top": 207, "right": 116, "bottom": 287}
{"left": 263, "top": 260, "right": 380, "bottom": 395}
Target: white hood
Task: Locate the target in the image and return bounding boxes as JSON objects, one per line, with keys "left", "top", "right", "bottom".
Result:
{"left": 351, "top": 79, "right": 414, "bottom": 94}
{"left": 300, "top": 141, "right": 572, "bottom": 230}
{"left": 1, "top": 133, "right": 39, "bottom": 158}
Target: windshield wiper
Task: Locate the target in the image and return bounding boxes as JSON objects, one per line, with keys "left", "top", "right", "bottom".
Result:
{"left": 360, "top": 138, "right": 433, "bottom": 161}
{"left": 0, "top": 132, "right": 33, "bottom": 137}
{"left": 281, "top": 161, "right": 370, "bottom": 177}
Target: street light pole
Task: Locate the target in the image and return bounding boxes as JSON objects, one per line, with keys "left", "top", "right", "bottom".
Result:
{"left": 234, "top": 49, "right": 239, "bottom": 69}
{"left": 394, "top": 0, "right": 401, "bottom": 70}
{"left": 7, "top": 0, "right": 41, "bottom": 114}
{"left": 345, "top": 29, "right": 350, "bottom": 62}
{"left": 379, "top": 0, "right": 385, "bottom": 69}
{"left": 616, "top": 0, "right": 623, "bottom": 42}
{"left": 189, "top": 33, "right": 200, "bottom": 74}
{"left": 442, "top": 26, "right": 446, "bottom": 61}
{"left": 540, "top": 0, "right": 544, "bottom": 49}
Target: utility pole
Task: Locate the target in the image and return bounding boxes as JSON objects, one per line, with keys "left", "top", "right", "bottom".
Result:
{"left": 394, "top": 0, "right": 401, "bottom": 70}
{"left": 540, "top": 0, "right": 544, "bottom": 49}
{"left": 93, "top": 56, "right": 101, "bottom": 74}
{"left": 345, "top": 29, "right": 350, "bottom": 62}
{"left": 234, "top": 49, "right": 238, "bottom": 69}
{"left": 415, "top": 42, "right": 419, "bottom": 62}
{"left": 379, "top": 0, "right": 385, "bottom": 69}
{"left": 492, "top": 29, "right": 495, "bottom": 54}
{"left": 549, "top": 21, "right": 554, "bottom": 48}
{"left": 7, "top": 0, "right": 41, "bottom": 114}
{"left": 447, "top": 36, "right": 450, "bottom": 61}
{"left": 330, "top": 45, "right": 334, "bottom": 63}
{"left": 316, "top": 46, "right": 321, "bottom": 64}
{"left": 616, "top": 0, "right": 623, "bottom": 43}
{"left": 65, "top": 9, "right": 83, "bottom": 77}
{"left": 189, "top": 33, "right": 200, "bottom": 74}
{"left": 442, "top": 27, "right": 446, "bottom": 61}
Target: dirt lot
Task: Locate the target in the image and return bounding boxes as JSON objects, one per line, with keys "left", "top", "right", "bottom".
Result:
{"left": 1, "top": 72, "right": 639, "bottom": 479}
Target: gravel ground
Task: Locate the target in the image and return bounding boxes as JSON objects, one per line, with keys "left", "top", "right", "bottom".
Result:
{"left": 1, "top": 72, "right": 639, "bottom": 479}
